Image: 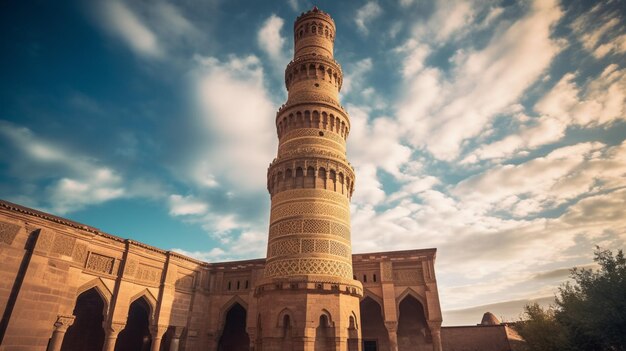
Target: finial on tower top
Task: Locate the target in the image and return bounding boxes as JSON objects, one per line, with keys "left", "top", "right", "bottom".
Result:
{"left": 312, "top": 6, "right": 319, "bottom": 12}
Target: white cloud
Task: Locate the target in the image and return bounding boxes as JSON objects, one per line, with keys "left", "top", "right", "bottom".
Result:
{"left": 348, "top": 105, "right": 412, "bottom": 176}
{"left": 190, "top": 54, "right": 278, "bottom": 191}
{"left": 571, "top": 3, "right": 626, "bottom": 58}
{"left": 287, "top": 0, "right": 299, "bottom": 12}
{"left": 346, "top": 105, "right": 413, "bottom": 206}
{"left": 394, "top": 40, "right": 430, "bottom": 78}
{"left": 48, "top": 171, "right": 125, "bottom": 214}
{"left": 397, "top": 0, "right": 564, "bottom": 161}
{"left": 462, "top": 112, "right": 567, "bottom": 163}
{"left": 258, "top": 14, "right": 290, "bottom": 69}
{"left": 433, "top": 1, "right": 474, "bottom": 41}
{"left": 399, "top": 0, "right": 414, "bottom": 8}
{"left": 0, "top": 121, "right": 127, "bottom": 214}
{"left": 91, "top": 0, "right": 200, "bottom": 59}
{"left": 172, "top": 228, "right": 267, "bottom": 262}
{"left": 350, "top": 139, "right": 626, "bottom": 312}
{"left": 96, "top": 0, "right": 163, "bottom": 58}
{"left": 172, "top": 247, "right": 226, "bottom": 262}
{"left": 168, "top": 194, "right": 209, "bottom": 216}
{"left": 355, "top": 1, "right": 383, "bottom": 35}
{"left": 454, "top": 142, "right": 605, "bottom": 213}
{"left": 535, "top": 65, "right": 626, "bottom": 126}
{"left": 341, "top": 58, "right": 373, "bottom": 95}
{"left": 463, "top": 64, "right": 626, "bottom": 163}
{"left": 410, "top": 0, "right": 477, "bottom": 43}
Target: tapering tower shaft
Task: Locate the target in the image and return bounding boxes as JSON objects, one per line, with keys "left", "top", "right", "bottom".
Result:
{"left": 265, "top": 8, "right": 357, "bottom": 289}
{"left": 255, "top": 7, "right": 362, "bottom": 351}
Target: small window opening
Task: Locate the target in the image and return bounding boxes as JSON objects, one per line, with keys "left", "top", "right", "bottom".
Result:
{"left": 227, "top": 281, "right": 231, "bottom": 290}
{"left": 319, "top": 131, "right": 324, "bottom": 136}
{"left": 363, "top": 274, "right": 367, "bottom": 283}
{"left": 245, "top": 280, "right": 249, "bottom": 289}
{"left": 283, "top": 314, "right": 291, "bottom": 336}
{"left": 373, "top": 274, "right": 377, "bottom": 282}
{"left": 237, "top": 281, "right": 240, "bottom": 290}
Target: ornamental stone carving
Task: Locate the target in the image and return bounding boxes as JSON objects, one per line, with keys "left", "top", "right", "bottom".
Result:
{"left": 136, "top": 264, "right": 162, "bottom": 283}
{"left": 393, "top": 268, "right": 425, "bottom": 283}
{"left": 72, "top": 243, "right": 88, "bottom": 264}
{"left": 0, "top": 221, "right": 20, "bottom": 245}
{"left": 381, "top": 261, "right": 393, "bottom": 282}
{"left": 51, "top": 234, "right": 75, "bottom": 256}
{"left": 125, "top": 258, "right": 138, "bottom": 276}
{"left": 35, "top": 229, "right": 55, "bottom": 253}
{"left": 86, "top": 253, "right": 115, "bottom": 274}
{"left": 53, "top": 315, "right": 76, "bottom": 332}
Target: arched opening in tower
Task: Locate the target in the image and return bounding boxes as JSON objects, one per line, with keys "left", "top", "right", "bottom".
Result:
{"left": 314, "top": 314, "right": 332, "bottom": 351}
{"left": 61, "top": 288, "right": 105, "bottom": 351}
{"left": 360, "top": 296, "right": 388, "bottom": 351}
{"left": 115, "top": 297, "right": 152, "bottom": 351}
{"left": 218, "top": 303, "right": 249, "bottom": 351}
{"left": 281, "top": 314, "right": 294, "bottom": 350}
{"left": 397, "top": 295, "right": 431, "bottom": 351}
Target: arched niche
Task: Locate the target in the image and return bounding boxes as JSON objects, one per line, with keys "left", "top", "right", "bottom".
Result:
{"left": 61, "top": 288, "right": 106, "bottom": 351}
{"left": 397, "top": 295, "right": 431, "bottom": 351}
{"left": 115, "top": 296, "right": 152, "bottom": 351}
{"left": 217, "top": 302, "right": 250, "bottom": 351}
{"left": 360, "top": 296, "right": 389, "bottom": 351}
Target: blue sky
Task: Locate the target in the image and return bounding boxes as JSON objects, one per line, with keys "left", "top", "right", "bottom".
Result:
{"left": 1, "top": 0, "right": 625, "bottom": 325}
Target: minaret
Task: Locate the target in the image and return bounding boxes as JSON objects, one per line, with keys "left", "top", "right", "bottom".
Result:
{"left": 255, "top": 7, "right": 363, "bottom": 351}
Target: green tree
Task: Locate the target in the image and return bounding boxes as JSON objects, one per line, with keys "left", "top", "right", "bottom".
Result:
{"left": 556, "top": 248, "right": 626, "bottom": 351}
{"left": 516, "top": 303, "right": 568, "bottom": 351}
{"left": 515, "top": 248, "right": 626, "bottom": 351}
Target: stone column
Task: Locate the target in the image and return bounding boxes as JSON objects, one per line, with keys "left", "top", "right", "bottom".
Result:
{"left": 150, "top": 324, "right": 168, "bottom": 351}
{"left": 169, "top": 326, "right": 185, "bottom": 351}
{"left": 428, "top": 321, "right": 442, "bottom": 351}
{"left": 246, "top": 326, "right": 257, "bottom": 351}
{"left": 47, "top": 315, "right": 75, "bottom": 351}
{"left": 102, "top": 322, "right": 125, "bottom": 351}
{"left": 385, "top": 321, "right": 399, "bottom": 351}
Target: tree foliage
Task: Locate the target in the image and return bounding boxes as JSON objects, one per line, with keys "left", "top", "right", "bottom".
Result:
{"left": 515, "top": 248, "right": 626, "bottom": 351}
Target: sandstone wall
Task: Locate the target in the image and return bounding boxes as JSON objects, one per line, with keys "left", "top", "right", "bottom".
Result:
{"left": 441, "top": 325, "right": 514, "bottom": 351}
{"left": 0, "top": 200, "right": 442, "bottom": 351}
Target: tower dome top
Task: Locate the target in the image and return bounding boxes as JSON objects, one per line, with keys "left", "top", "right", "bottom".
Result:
{"left": 480, "top": 312, "right": 501, "bottom": 325}
{"left": 295, "top": 6, "right": 335, "bottom": 26}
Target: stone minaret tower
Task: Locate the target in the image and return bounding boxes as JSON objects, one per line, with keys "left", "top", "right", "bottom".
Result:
{"left": 255, "top": 7, "right": 363, "bottom": 351}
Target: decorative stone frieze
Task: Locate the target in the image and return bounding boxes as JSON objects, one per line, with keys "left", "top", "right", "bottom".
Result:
{"left": 86, "top": 253, "right": 115, "bottom": 274}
